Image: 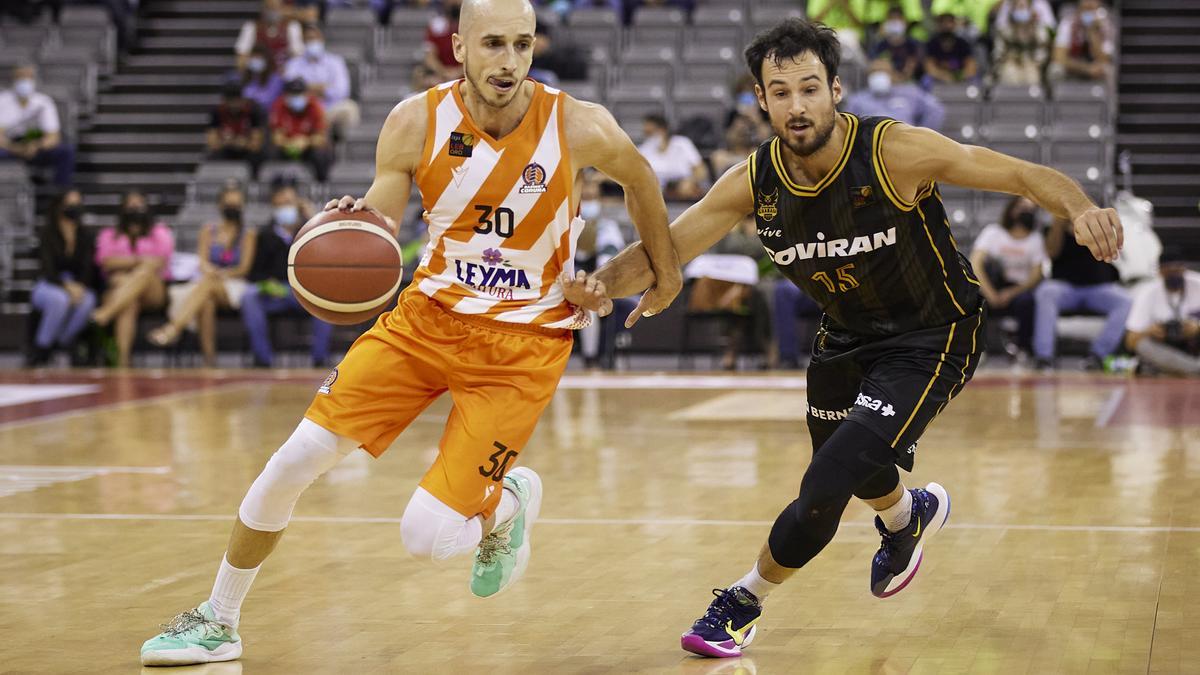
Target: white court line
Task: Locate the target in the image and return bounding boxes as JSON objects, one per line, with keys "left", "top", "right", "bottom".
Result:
{"left": 1094, "top": 385, "right": 1127, "bottom": 428}
{"left": 557, "top": 374, "right": 807, "bottom": 390}
{"left": 1, "top": 512, "right": 1198, "bottom": 533}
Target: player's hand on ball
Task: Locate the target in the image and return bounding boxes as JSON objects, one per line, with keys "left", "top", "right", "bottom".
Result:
{"left": 625, "top": 268, "right": 682, "bottom": 328}
{"left": 561, "top": 271, "right": 612, "bottom": 316}
{"left": 1072, "top": 207, "right": 1123, "bottom": 263}
{"left": 323, "top": 195, "right": 398, "bottom": 236}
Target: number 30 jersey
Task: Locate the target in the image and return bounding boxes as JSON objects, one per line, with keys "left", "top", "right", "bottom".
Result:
{"left": 412, "top": 79, "right": 584, "bottom": 329}
{"left": 750, "top": 113, "right": 980, "bottom": 337}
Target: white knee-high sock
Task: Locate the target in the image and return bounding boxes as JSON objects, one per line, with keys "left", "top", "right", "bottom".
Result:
{"left": 208, "top": 555, "right": 260, "bottom": 628}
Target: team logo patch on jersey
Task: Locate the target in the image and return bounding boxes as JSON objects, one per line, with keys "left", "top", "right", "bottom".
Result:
{"left": 318, "top": 368, "right": 338, "bottom": 395}
{"left": 482, "top": 247, "right": 504, "bottom": 266}
{"left": 850, "top": 185, "right": 874, "bottom": 208}
{"left": 519, "top": 163, "right": 548, "bottom": 194}
{"left": 448, "top": 131, "right": 475, "bottom": 157}
{"left": 756, "top": 188, "right": 779, "bottom": 222}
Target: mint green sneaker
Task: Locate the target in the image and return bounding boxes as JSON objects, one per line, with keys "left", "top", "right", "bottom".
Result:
{"left": 470, "top": 467, "right": 543, "bottom": 598}
{"left": 140, "top": 601, "right": 242, "bottom": 666}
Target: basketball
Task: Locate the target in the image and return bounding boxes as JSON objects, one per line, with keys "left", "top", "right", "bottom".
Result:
{"left": 287, "top": 209, "right": 404, "bottom": 325}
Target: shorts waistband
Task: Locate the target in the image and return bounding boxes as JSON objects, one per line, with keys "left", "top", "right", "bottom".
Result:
{"left": 416, "top": 293, "right": 571, "bottom": 338}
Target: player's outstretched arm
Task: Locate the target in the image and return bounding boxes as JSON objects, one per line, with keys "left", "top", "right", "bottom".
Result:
{"left": 324, "top": 95, "right": 426, "bottom": 235}
{"left": 592, "top": 160, "right": 754, "bottom": 327}
{"left": 883, "top": 122, "right": 1123, "bottom": 263}
{"left": 567, "top": 97, "right": 682, "bottom": 321}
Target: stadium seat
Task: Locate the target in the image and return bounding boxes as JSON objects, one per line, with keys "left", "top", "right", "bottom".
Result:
{"left": 750, "top": 5, "right": 805, "bottom": 35}
{"left": 327, "top": 162, "right": 376, "bottom": 199}
{"left": 673, "top": 83, "right": 731, "bottom": 137}
{"left": 609, "top": 86, "right": 671, "bottom": 143}
{"left": 190, "top": 162, "right": 251, "bottom": 202}
{"left": 388, "top": 7, "right": 436, "bottom": 46}
{"left": 690, "top": 7, "right": 745, "bottom": 52}
{"left": 987, "top": 85, "right": 1047, "bottom": 128}
{"left": 619, "top": 46, "right": 677, "bottom": 91}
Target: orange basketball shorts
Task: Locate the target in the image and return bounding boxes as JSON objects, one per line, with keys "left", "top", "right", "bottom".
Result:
{"left": 305, "top": 289, "right": 572, "bottom": 519}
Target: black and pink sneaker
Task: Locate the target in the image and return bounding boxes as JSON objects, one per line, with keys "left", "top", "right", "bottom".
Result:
{"left": 680, "top": 587, "right": 762, "bottom": 658}
{"left": 870, "top": 482, "right": 951, "bottom": 598}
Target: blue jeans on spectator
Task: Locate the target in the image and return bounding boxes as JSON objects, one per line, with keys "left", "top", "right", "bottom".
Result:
{"left": 773, "top": 279, "right": 822, "bottom": 366}
{"left": 0, "top": 143, "right": 76, "bottom": 187}
{"left": 240, "top": 285, "right": 333, "bottom": 366}
{"left": 30, "top": 279, "right": 96, "bottom": 349}
{"left": 1033, "top": 279, "right": 1132, "bottom": 360}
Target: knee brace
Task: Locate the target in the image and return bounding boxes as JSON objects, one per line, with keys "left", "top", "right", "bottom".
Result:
{"left": 238, "top": 418, "right": 358, "bottom": 532}
{"left": 399, "top": 488, "right": 483, "bottom": 564}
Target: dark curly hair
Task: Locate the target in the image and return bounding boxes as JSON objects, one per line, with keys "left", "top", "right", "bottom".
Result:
{"left": 744, "top": 18, "right": 841, "bottom": 90}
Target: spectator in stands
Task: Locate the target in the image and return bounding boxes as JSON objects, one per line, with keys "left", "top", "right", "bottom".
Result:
{"left": 423, "top": 0, "right": 463, "bottom": 82}
{"left": 868, "top": 5, "right": 923, "bottom": 82}
{"left": 284, "top": 24, "right": 360, "bottom": 140}
{"left": 774, "top": 280, "right": 823, "bottom": 369}
{"left": 924, "top": 13, "right": 980, "bottom": 84}
{"left": 638, "top": 113, "right": 707, "bottom": 201}
{"left": 994, "top": 0, "right": 1056, "bottom": 32}
{"left": 148, "top": 185, "right": 257, "bottom": 367}
{"left": 236, "top": 0, "right": 303, "bottom": 72}
{"left": 1125, "top": 247, "right": 1200, "bottom": 376}
{"left": 970, "top": 197, "right": 1046, "bottom": 355}
{"left": 710, "top": 90, "right": 771, "bottom": 176}
{"left": 92, "top": 191, "right": 174, "bottom": 368}
{"left": 270, "top": 77, "right": 332, "bottom": 182}
{"left": 1033, "top": 216, "right": 1132, "bottom": 370}
{"left": 0, "top": 64, "right": 76, "bottom": 188}
{"left": 702, "top": 217, "right": 773, "bottom": 370}
{"left": 29, "top": 189, "right": 96, "bottom": 367}
{"left": 242, "top": 44, "right": 285, "bottom": 111}
{"left": 1050, "top": 0, "right": 1114, "bottom": 83}
{"left": 574, "top": 175, "right": 634, "bottom": 369}
{"left": 993, "top": 0, "right": 1053, "bottom": 87}
{"left": 844, "top": 61, "right": 945, "bottom": 130}
{"left": 529, "top": 24, "right": 589, "bottom": 85}
{"left": 208, "top": 78, "right": 266, "bottom": 178}
{"left": 242, "top": 183, "right": 333, "bottom": 368}
{"left": 929, "top": 0, "right": 992, "bottom": 38}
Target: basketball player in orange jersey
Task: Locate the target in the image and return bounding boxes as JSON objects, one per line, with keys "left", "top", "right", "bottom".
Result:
{"left": 139, "top": 0, "right": 680, "bottom": 665}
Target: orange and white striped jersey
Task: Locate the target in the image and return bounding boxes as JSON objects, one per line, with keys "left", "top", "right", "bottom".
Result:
{"left": 411, "top": 79, "right": 586, "bottom": 329}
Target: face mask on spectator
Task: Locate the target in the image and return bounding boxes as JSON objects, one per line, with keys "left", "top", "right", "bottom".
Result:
{"left": 305, "top": 41, "right": 325, "bottom": 59}
{"left": 1080, "top": 11, "right": 1096, "bottom": 26}
{"left": 274, "top": 205, "right": 299, "bottom": 227}
{"left": 222, "top": 206, "right": 244, "bottom": 222}
{"left": 121, "top": 208, "right": 149, "bottom": 229}
{"left": 868, "top": 71, "right": 892, "bottom": 95}
{"left": 580, "top": 200, "right": 601, "bottom": 221}
{"left": 884, "top": 20, "right": 906, "bottom": 37}
{"left": 13, "top": 79, "right": 35, "bottom": 98}
{"left": 1012, "top": 8, "right": 1032, "bottom": 23}
{"left": 62, "top": 205, "right": 83, "bottom": 222}
{"left": 248, "top": 57, "right": 266, "bottom": 74}
{"left": 1165, "top": 273, "right": 1185, "bottom": 292}
{"left": 1013, "top": 211, "right": 1036, "bottom": 230}
{"left": 286, "top": 94, "right": 308, "bottom": 112}
{"left": 736, "top": 91, "right": 757, "bottom": 110}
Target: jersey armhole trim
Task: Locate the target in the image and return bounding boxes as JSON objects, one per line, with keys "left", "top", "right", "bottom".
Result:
{"left": 873, "top": 120, "right": 917, "bottom": 212}
{"left": 415, "top": 87, "right": 440, "bottom": 184}
{"left": 746, "top": 150, "right": 757, "bottom": 202}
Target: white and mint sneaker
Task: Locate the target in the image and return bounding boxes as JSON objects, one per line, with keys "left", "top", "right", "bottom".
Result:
{"left": 140, "top": 601, "right": 242, "bottom": 666}
{"left": 470, "top": 467, "right": 543, "bottom": 598}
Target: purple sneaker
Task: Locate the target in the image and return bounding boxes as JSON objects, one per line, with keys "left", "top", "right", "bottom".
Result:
{"left": 870, "top": 482, "right": 951, "bottom": 598}
{"left": 680, "top": 587, "right": 762, "bottom": 658}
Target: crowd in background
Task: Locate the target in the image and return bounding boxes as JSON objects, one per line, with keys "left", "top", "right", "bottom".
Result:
{"left": 10, "top": 0, "right": 1199, "bottom": 376}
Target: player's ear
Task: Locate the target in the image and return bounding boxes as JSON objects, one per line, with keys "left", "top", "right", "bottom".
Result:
{"left": 451, "top": 33, "right": 466, "bottom": 65}
{"left": 754, "top": 84, "right": 767, "bottom": 112}
{"left": 831, "top": 76, "right": 843, "bottom": 106}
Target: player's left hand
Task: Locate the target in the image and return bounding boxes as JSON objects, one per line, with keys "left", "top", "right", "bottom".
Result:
{"left": 1072, "top": 207, "right": 1123, "bottom": 263}
{"left": 560, "top": 270, "right": 612, "bottom": 315}
{"left": 625, "top": 269, "right": 682, "bottom": 328}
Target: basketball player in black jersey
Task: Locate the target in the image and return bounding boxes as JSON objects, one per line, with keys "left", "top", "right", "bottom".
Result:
{"left": 565, "top": 19, "right": 1123, "bottom": 658}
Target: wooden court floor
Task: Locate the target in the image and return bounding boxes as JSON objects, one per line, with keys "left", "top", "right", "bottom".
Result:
{"left": 1, "top": 369, "right": 1199, "bottom": 674}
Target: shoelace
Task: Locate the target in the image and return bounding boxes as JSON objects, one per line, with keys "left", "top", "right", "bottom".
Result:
{"left": 698, "top": 588, "right": 742, "bottom": 629}
{"left": 161, "top": 609, "right": 217, "bottom": 637}
{"left": 475, "top": 533, "right": 512, "bottom": 566}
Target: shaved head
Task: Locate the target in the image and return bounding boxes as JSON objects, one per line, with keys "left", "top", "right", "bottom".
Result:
{"left": 459, "top": 0, "right": 535, "bottom": 39}
{"left": 453, "top": 0, "right": 537, "bottom": 109}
